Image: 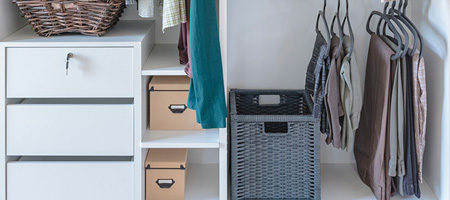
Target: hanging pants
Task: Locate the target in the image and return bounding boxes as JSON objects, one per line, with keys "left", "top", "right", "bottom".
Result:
{"left": 354, "top": 35, "right": 395, "bottom": 200}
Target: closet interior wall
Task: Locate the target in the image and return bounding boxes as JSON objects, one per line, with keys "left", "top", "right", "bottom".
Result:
{"left": 122, "top": 1, "right": 220, "bottom": 44}
{"left": 228, "top": 0, "right": 389, "bottom": 164}
{"left": 228, "top": 0, "right": 449, "bottom": 199}
{"left": 121, "top": 4, "right": 180, "bottom": 44}
{"left": 411, "top": 0, "right": 450, "bottom": 199}
{"left": 0, "top": 2, "right": 25, "bottom": 39}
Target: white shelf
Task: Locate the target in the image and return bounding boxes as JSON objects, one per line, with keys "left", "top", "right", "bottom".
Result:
{"left": 185, "top": 164, "right": 219, "bottom": 200}
{"left": 141, "top": 129, "right": 220, "bottom": 148}
{"left": 321, "top": 164, "right": 438, "bottom": 200}
{"left": 142, "top": 44, "right": 186, "bottom": 76}
{"left": 1, "top": 20, "right": 154, "bottom": 46}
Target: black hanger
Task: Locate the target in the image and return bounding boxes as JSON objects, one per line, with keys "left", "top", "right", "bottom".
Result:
{"left": 330, "top": 0, "right": 344, "bottom": 58}
{"left": 378, "top": 2, "right": 410, "bottom": 58}
{"left": 377, "top": 2, "right": 409, "bottom": 58}
{"left": 388, "top": 1, "right": 410, "bottom": 58}
{"left": 382, "top": 0, "right": 418, "bottom": 56}
{"left": 398, "top": 0, "right": 424, "bottom": 58}
{"left": 341, "top": 0, "right": 354, "bottom": 61}
{"left": 315, "top": 0, "right": 332, "bottom": 57}
{"left": 376, "top": 3, "right": 389, "bottom": 35}
{"left": 383, "top": 1, "right": 418, "bottom": 56}
{"left": 366, "top": 10, "right": 403, "bottom": 60}
{"left": 402, "top": 0, "right": 408, "bottom": 15}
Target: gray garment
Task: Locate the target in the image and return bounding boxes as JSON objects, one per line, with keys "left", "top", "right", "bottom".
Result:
{"left": 339, "top": 36, "right": 363, "bottom": 151}
{"left": 397, "top": 58, "right": 406, "bottom": 177}
{"left": 304, "top": 32, "right": 331, "bottom": 135}
{"left": 403, "top": 55, "right": 421, "bottom": 198}
{"left": 313, "top": 46, "right": 329, "bottom": 118}
{"left": 379, "top": 36, "right": 406, "bottom": 178}
{"left": 305, "top": 33, "right": 327, "bottom": 125}
{"left": 320, "top": 57, "right": 331, "bottom": 134}
{"left": 397, "top": 56, "right": 408, "bottom": 197}
{"left": 388, "top": 60, "right": 399, "bottom": 176}
{"left": 306, "top": 33, "right": 327, "bottom": 98}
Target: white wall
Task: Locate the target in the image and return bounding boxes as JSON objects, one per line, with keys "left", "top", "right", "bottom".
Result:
{"left": 0, "top": 2, "right": 26, "bottom": 40}
{"left": 121, "top": 0, "right": 220, "bottom": 44}
{"left": 411, "top": 0, "right": 450, "bottom": 199}
{"left": 121, "top": 4, "right": 179, "bottom": 44}
{"left": 228, "top": 0, "right": 390, "bottom": 164}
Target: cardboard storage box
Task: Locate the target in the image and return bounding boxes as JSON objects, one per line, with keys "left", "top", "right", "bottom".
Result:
{"left": 149, "top": 76, "right": 203, "bottom": 130}
{"left": 145, "top": 148, "right": 188, "bottom": 200}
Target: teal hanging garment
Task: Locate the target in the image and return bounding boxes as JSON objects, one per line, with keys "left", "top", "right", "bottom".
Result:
{"left": 187, "top": 0, "right": 227, "bottom": 129}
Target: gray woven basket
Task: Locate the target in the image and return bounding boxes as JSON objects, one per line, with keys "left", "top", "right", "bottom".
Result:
{"left": 230, "top": 89, "right": 321, "bottom": 200}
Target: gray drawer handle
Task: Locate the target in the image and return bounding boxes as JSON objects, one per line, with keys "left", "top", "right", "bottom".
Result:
{"left": 66, "top": 53, "right": 73, "bottom": 76}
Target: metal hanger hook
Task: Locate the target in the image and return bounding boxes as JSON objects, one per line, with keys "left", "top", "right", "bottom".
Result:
{"left": 398, "top": 0, "right": 404, "bottom": 11}
{"left": 403, "top": 0, "right": 409, "bottom": 14}
{"left": 345, "top": 0, "right": 349, "bottom": 14}
{"left": 342, "top": 0, "right": 349, "bottom": 25}
{"left": 337, "top": 0, "right": 341, "bottom": 14}
{"left": 383, "top": 2, "right": 389, "bottom": 14}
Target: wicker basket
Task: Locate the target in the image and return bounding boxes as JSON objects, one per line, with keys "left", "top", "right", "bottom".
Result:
{"left": 230, "top": 89, "right": 321, "bottom": 200}
{"left": 13, "top": 0, "right": 126, "bottom": 37}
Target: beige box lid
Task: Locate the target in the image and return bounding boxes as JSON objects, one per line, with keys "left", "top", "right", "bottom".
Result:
{"left": 149, "top": 76, "right": 190, "bottom": 91}
{"left": 145, "top": 148, "right": 188, "bottom": 169}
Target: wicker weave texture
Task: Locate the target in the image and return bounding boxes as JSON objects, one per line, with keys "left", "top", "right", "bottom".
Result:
{"left": 13, "top": 0, "right": 125, "bottom": 37}
{"left": 230, "top": 90, "right": 321, "bottom": 200}
{"left": 232, "top": 90, "right": 310, "bottom": 115}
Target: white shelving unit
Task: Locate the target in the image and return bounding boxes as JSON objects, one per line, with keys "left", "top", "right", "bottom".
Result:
{"left": 141, "top": 40, "right": 226, "bottom": 200}
{"left": 142, "top": 44, "right": 186, "bottom": 76}
{"left": 0, "top": 20, "right": 156, "bottom": 200}
{"left": 142, "top": 129, "right": 220, "bottom": 149}
{"left": 0, "top": 19, "right": 226, "bottom": 200}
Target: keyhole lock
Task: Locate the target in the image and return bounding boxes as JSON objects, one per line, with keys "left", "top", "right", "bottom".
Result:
{"left": 65, "top": 53, "right": 73, "bottom": 76}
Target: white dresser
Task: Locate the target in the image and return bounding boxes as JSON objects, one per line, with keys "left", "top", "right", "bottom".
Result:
{"left": 0, "top": 20, "right": 227, "bottom": 200}
{"left": 0, "top": 20, "right": 155, "bottom": 200}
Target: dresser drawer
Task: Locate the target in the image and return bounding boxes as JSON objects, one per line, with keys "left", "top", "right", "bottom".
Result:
{"left": 6, "top": 47, "right": 133, "bottom": 98}
{"left": 7, "top": 99, "right": 134, "bottom": 156}
{"left": 7, "top": 158, "right": 133, "bottom": 200}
